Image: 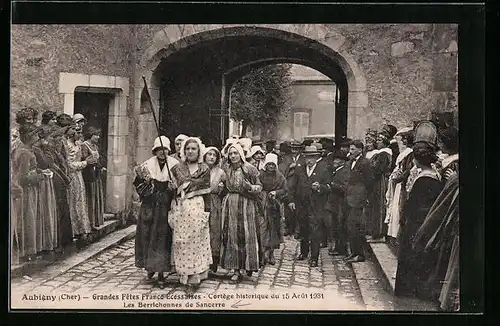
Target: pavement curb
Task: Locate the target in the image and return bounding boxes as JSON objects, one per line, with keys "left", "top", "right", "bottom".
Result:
{"left": 363, "top": 241, "right": 396, "bottom": 296}
{"left": 11, "top": 225, "right": 136, "bottom": 291}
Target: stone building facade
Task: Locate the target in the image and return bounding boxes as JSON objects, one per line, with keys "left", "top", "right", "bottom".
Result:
{"left": 11, "top": 24, "right": 458, "bottom": 218}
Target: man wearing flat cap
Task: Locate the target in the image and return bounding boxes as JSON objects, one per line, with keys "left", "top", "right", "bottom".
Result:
{"left": 288, "top": 145, "right": 332, "bottom": 267}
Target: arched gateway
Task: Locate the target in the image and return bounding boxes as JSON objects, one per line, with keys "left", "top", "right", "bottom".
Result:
{"left": 135, "top": 24, "right": 367, "bottom": 163}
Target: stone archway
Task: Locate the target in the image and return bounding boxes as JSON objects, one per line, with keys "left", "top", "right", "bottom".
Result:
{"left": 135, "top": 24, "right": 368, "bottom": 162}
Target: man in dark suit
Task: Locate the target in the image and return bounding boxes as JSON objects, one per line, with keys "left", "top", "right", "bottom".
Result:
{"left": 288, "top": 145, "right": 332, "bottom": 267}
{"left": 326, "top": 150, "right": 350, "bottom": 256}
{"left": 281, "top": 141, "right": 305, "bottom": 237}
{"left": 344, "top": 140, "right": 373, "bottom": 263}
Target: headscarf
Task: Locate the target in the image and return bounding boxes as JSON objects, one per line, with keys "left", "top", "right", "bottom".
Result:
{"left": 73, "top": 113, "right": 86, "bottom": 124}
{"left": 247, "top": 145, "right": 265, "bottom": 159}
{"left": 151, "top": 135, "right": 171, "bottom": 154}
{"left": 263, "top": 153, "right": 278, "bottom": 167}
{"left": 175, "top": 134, "right": 189, "bottom": 144}
{"left": 203, "top": 146, "right": 222, "bottom": 166}
{"left": 171, "top": 137, "right": 211, "bottom": 199}
{"left": 226, "top": 143, "right": 246, "bottom": 164}
{"left": 222, "top": 138, "right": 252, "bottom": 158}
{"left": 179, "top": 137, "right": 205, "bottom": 163}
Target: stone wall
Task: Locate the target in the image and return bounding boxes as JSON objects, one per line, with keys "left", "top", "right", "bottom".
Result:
{"left": 332, "top": 23, "right": 458, "bottom": 129}
{"left": 11, "top": 25, "right": 135, "bottom": 116}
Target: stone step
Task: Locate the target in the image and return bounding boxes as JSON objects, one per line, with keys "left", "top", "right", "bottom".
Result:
{"left": 364, "top": 242, "right": 397, "bottom": 295}
{"left": 11, "top": 219, "right": 128, "bottom": 279}
{"left": 351, "top": 260, "right": 396, "bottom": 310}
{"left": 357, "top": 241, "right": 439, "bottom": 311}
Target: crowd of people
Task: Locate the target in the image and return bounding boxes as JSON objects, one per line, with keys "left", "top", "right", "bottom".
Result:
{"left": 10, "top": 107, "right": 106, "bottom": 265}
{"left": 10, "top": 106, "right": 459, "bottom": 311}
{"left": 131, "top": 114, "right": 459, "bottom": 311}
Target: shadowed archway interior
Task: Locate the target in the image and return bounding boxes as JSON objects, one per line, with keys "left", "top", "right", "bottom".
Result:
{"left": 152, "top": 33, "right": 349, "bottom": 147}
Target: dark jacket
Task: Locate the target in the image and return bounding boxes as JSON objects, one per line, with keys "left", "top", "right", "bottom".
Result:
{"left": 345, "top": 155, "right": 373, "bottom": 208}
{"left": 389, "top": 141, "right": 400, "bottom": 172}
{"left": 327, "top": 163, "right": 350, "bottom": 211}
{"left": 288, "top": 159, "right": 332, "bottom": 211}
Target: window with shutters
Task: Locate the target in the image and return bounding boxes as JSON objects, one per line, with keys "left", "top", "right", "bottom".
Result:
{"left": 293, "top": 111, "right": 311, "bottom": 140}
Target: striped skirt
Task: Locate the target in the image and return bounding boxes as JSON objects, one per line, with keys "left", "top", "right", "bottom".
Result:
{"left": 220, "top": 193, "right": 260, "bottom": 271}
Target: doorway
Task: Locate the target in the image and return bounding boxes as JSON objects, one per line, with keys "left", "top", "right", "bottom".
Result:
{"left": 73, "top": 91, "right": 112, "bottom": 203}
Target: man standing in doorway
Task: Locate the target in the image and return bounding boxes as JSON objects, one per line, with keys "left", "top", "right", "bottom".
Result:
{"left": 344, "top": 140, "right": 373, "bottom": 263}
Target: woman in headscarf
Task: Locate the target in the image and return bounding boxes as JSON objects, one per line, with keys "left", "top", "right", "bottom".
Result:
{"left": 81, "top": 126, "right": 105, "bottom": 229}
{"left": 13, "top": 124, "right": 44, "bottom": 261}
{"left": 203, "top": 146, "right": 227, "bottom": 274}
{"left": 33, "top": 125, "right": 60, "bottom": 254}
{"left": 259, "top": 153, "right": 287, "bottom": 265}
{"left": 247, "top": 145, "right": 266, "bottom": 170}
{"left": 65, "top": 125, "right": 94, "bottom": 246}
{"left": 385, "top": 128, "right": 414, "bottom": 248}
{"left": 366, "top": 130, "right": 393, "bottom": 241}
{"left": 169, "top": 137, "right": 212, "bottom": 291}
{"left": 412, "top": 171, "right": 459, "bottom": 311}
{"left": 134, "top": 136, "right": 178, "bottom": 288}
{"left": 171, "top": 134, "right": 189, "bottom": 161}
{"left": 394, "top": 142, "right": 443, "bottom": 301}
{"left": 220, "top": 143, "right": 263, "bottom": 283}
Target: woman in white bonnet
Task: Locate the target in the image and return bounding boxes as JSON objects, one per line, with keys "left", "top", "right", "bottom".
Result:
{"left": 258, "top": 153, "right": 287, "bottom": 265}
{"left": 134, "top": 135, "right": 178, "bottom": 289}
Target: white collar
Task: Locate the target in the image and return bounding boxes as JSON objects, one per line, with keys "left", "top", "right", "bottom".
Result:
{"left": 395, "top": 147, "right": 413, "bottom": 165}
{"left": 378, "top": 147, "right": 393, "bottom": 157}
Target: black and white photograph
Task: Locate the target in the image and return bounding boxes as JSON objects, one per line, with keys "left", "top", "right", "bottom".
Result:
{"left": 8, "top": 6, "right": 483, "bottom": 312}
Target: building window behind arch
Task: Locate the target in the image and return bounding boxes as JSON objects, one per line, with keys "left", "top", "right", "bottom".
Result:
{"left": 293, "top": 110, "right": 311, "bottom": 141}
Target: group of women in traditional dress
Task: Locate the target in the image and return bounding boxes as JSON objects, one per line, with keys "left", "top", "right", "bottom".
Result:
{"left": 365, "top": 120, "right": 460, "bottom": 311}
{"left": 134, "top": 134, "right": 287, "bottom": 291}
{"left": 11, "top": 108, "right": 106, "bottom": 265}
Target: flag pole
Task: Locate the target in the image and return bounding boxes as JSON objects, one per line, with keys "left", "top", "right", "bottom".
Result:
{"left": 142, "top": 76, "right": 174, "bottom": 182}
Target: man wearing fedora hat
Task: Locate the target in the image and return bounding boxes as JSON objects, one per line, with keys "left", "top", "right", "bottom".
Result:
{"left": 326, "top": 150, "right": 351, "bottom": 256}
{"left": 281, "top": 140, "right": 306, "bottom": 238}
{"left": 288, "top": 145, "right": 332, "bottom": 267}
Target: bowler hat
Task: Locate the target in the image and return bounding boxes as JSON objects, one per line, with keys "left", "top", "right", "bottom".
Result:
{"left": 302, "top": 145, "right": 321, "bottom": 156}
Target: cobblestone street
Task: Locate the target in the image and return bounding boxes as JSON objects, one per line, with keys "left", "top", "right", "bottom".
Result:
{"left": 11, "top": 235, "right": 366, "bottom": 310}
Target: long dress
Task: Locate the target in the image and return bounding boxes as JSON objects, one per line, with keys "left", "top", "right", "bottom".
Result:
{"left": 367, "top": 148, "right": 392, "bottom": 239}
{"left": 51, "top": 140, "right": 74, "bottom": 247}
{"left": 11, "top": 156, "right": 23, "bottom": 265}
{"left": 413, "top": 173, "right": 459, "bottom": 311}
{"left": 81, "top": 141, "right": 105, "bottom": 229}
{"left": 66, "top": 139, "right": 92, "bottom": 237}
{"left": 394, "top": 169, "right": 443, "bottom": 300}
{"left": 220, "top": 162, "right": 262, "bottom": 272}
{"left": 259, "top": 169, "right": 287, "bottom": 251}
{"left": 33, "top": 145, "right": 59, "bottom": 251}
{"left": 169, "top": 162, "right": 213, "bottom": 284}
{"left": 207, "top": 166, "right": 226, "bottom": 266}
{"left": 385, "top": 147, "right": 413, "bottom": 240}
{"left": 13, "top": 144, "right": 42, "bottom": 257}
{"left": 134, "top": 155, "right": 179, "bottom": 273}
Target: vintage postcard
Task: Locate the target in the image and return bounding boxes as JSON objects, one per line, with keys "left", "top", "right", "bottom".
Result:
{"left": 10, "top": 21, "right": 465, "bottom": 312}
